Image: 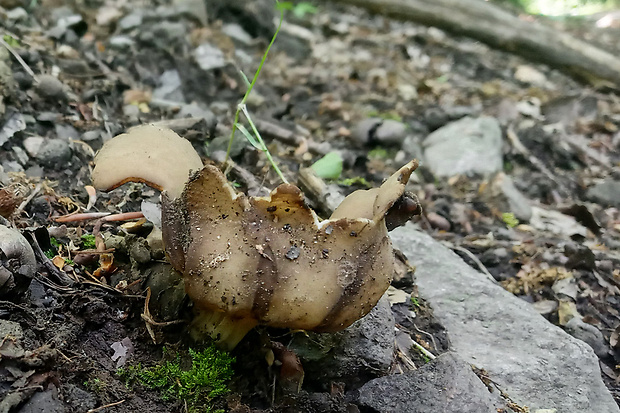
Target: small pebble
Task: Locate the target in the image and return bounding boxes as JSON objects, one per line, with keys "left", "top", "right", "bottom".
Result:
{"left": 36, "top": 75, "right": 66, "bottom": 99}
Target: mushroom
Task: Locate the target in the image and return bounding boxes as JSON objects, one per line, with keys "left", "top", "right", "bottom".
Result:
{"left": 0, "top": 224, "right": 37, "bottom": 297}
{"left": 92, "top": 125, "right": 419, "bottom": 349}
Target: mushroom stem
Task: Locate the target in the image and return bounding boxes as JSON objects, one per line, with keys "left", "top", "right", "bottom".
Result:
{"left": 190, "top": 309, "right": 258, "bottom": 351}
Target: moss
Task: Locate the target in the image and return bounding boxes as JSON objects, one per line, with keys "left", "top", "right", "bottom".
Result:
{"left": 502, "top": 212, "right": 519, "bottom": 228}
{"left": 81, "top": 234, "right": 96, "bottom": 249}
{"left": 117, "top": 346, "right": 234, "bottom": 413}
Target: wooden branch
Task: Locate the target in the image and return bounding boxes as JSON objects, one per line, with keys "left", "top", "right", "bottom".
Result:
{"left": 324, "top": 0, "right": 620, "bottom": 88}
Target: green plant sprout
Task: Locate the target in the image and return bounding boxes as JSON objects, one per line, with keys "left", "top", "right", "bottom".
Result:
{"left": 410, "top": 296, "right": 420, "bottom": 308}
{"left": 502, "top": 212, "right": 519, "bottom": 228}
{"left": 118, "top": 346, "right": 234, "bottom": 413}
{"left": 225, "top": 1, "right": 288, "bottom": 184}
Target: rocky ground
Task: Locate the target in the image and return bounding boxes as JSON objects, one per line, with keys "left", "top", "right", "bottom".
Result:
{"left": 1, "top": 0, "right": 620, "bottom": 412}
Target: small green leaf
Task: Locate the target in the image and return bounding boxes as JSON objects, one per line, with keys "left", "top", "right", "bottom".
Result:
{"left": 276, "top": 1, "right": 294, "bottom": 11}
{"left": 235, "top": 123, "right": 263, "bottom": 150}
{"left": 2, "top": 35, "right": 20, "bottom": 48}
{"left": 293, "top": 3, "right": 318, "bottom": 17}
{"left": 238, "top": 70, "right": 251, "bottom": 89}
{"left": 310, "top": 152, "right": 343, "bottom": 180}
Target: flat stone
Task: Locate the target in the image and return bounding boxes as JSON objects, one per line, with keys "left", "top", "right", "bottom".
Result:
{"left": 36, "top": 139, "right": 72, "bottom": 168}
{"left": 153, "top": 69, "right": 185, "bottom": 103}
{"left": 480, "top": 172, "right": 532, "bottom": 222}
{"left": 390, "top": 225, "right": 619, "bottom": 412}
{"left": 19, "top": 387, "right": 67, "bottom": 413}
{"left": 354, "top": 352, "right": 503, "bottom": 413}
{"left": 0, "top": 319, "right": 23, "bottom": 340}
{"left": 422, "top": 116, "right": 503, "bottom": 177}
{"left": 118, "top": 13, "right": 143, "bottom": 30}
{"left": 586, "top": 179, "right": 620, "bottom": 207}
{"left": 193, "top": 43, "right": 226, "bottom": 71}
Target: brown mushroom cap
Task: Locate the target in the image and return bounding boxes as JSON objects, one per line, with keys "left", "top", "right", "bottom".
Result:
{"left": 91, "top": 125, "right": 203, "bottom": 199}
{"left": 162, "top": 160, "right": 418, "bottom": 335}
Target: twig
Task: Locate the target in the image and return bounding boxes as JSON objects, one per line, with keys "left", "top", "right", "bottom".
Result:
{"left": 86, "top": 399, "right": 126, "bottom": 413}
{"left": 411, "top": 339, "right": 436, "bottom": 361}
{"left": 447, "top": 243, "right": 497, "bottom": 283}
{"left": 141, "top": 287, "right": 183, "bottom": 344}
{"left": 54, "top": 211, "right": 144, "bottom": 223}
{"left": 413, "top": 323, "right": 439, "bottom": 353}
{"left": 54, "top": 212, "right": 110, "bottom": 222}
{"left": 0, "top": 36, "right": 38, "bottom": 80}
{"left": 15, "top": 183, "right": 41, "bottom": 216}
{"left": 506, "top": 126, "right": 570, "bottom": 197}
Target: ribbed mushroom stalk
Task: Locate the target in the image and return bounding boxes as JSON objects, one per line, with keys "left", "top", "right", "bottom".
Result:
{"left": 92, "top": 125, "right": 419, "bottom": 350}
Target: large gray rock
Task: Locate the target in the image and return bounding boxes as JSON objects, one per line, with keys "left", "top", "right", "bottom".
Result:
{"left": 422, "top": 116, "right": 503, "bottom": 177}
{"left": 390, "top": 224, "right": 619, "bottom": 413}
{"left": 354, "top": 352, "right": 503, "bottom": 413}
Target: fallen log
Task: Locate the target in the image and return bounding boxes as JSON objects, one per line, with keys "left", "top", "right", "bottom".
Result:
{"left": 324, "top": 0, "right": 620, "bottom": 88}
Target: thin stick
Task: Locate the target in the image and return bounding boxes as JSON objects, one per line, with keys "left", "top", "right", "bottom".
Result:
{"left": 0, "top": 36, "right": 38, "bottom": 80}
{"left": 413, "top": 323, "right": 439, "bottom": 353}
{"left": 448, "top": 243, "right": 496, "bottom": 283}
{"left": 54, "top": 211, "right": 144, "bottom": 223}
{"left": 411, "top": 339, "right": 436, "bottom": 361}
{"left": 86, "top": 399, "right": 126, "bottom": 413}
{"left": 15, "top": 183, "right": 41, "bottom": 215}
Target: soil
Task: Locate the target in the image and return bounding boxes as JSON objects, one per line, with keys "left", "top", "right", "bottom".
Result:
{"left": 0, "top": 0, "right": 619, "bottom": 412}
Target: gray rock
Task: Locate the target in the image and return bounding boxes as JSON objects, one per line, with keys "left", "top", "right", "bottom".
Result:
{"left": 81, "top": 130, "right": 101, "bottom": 142}
{"left": 6, "top": 7, "right": 28, "bottom": 22}
{"left": 36, "top": 139, "right": 72, "bottom": 168}
{"left": 151, "top": 21, "right": 187, "bottom": 42}
{"left": 173, "top": 0, "right": 208, "bottom": 26}
{"left": 55, "top": 123, "right": 79, "bottom": 140}
{"left": 118, "top": 13, "right": 143, "bottom": 31}
{"left": 375, "top": 119, "right": 408, "bottom": 146}
{"left": 586, "top": 179, "right": 620, "bottom": 207}
{"left": 222, "top": 23, "right": 253, "bottom": 45}
{"left": 12, "top": 146, "right": 28, "bottom": 165}
{"left": 122, "top": 104, "right": 140, "bottom": 123}
{"left": 0, "top": 112, "right": 26, "bottom": 146}
{"left": 564, "top": 318, "right": 609, "bottom": 358}
{"left": 480, "top": 172, "right": 532, "bottom": 222}
{"left": 422, "top": 116, "right": 503, "bottom": 177}
{"left": 289, "top": 296, "right": 394, "bottom": 389}
{"left": 128, "top": 237, "right": 151, "bottom": 265}
{"left": 352, "top": 118, "right": 407, "bottom": 147}
{"left": 61, "top": 384, "right": 96, "bottom": 411}
{"left": 390, "top": 225, "right": 619, "bottom": 412}
{"left": 0, "top": 319, "right": 23, "bottom": 340}
{"left": 193, "top": 43, "right": 226, "bottom": 71}
{"left": 143, "top": 263, "right": 185, "bottom": 321}
{"left": 18, "top": 387, "right": 67, "bottom": 413}
{"left": 108, "top": 35, "right": 135, "bottom": 51}
{"left": 176, "top": 103, "right": 217, "bottom": 131}
{"left": 354, "top": 352, "right": 502, "bottom": 413}
{"left": 153, "top": 69, "right": 185, "bottom": 103}
{"left": 0, "top": 60, "right": 17, "bottom": 97}
{"left": 36, "top": 75, "right": 66, "bottom": 100}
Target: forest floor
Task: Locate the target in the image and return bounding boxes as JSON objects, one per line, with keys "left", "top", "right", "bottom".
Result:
{"left": 0, "top": 0, "right": 619, "bottom": 412}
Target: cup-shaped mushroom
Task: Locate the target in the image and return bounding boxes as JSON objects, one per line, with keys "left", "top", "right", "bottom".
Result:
{"left": 91, "top": 125, "right": 419, "bottom": 350}
{"left": 162, "top": 161, "right": 418, "bottom": 349}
